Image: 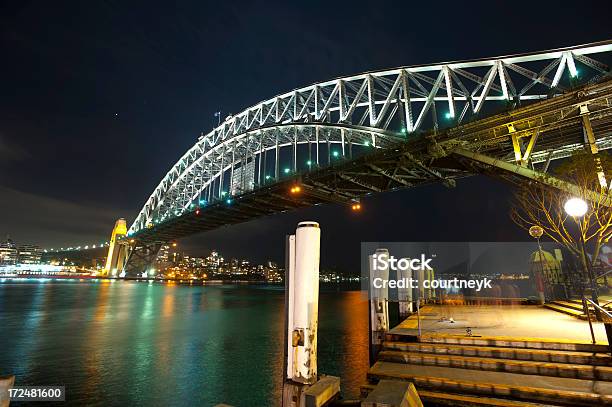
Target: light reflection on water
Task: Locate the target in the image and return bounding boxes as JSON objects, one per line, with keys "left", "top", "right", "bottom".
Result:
{"left": 0, "top": 280, "right": 367, "bottom": 406}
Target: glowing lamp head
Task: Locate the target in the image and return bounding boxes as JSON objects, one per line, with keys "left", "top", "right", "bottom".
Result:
{"left": 332, "top": 151, "right": 339, "bottom": 157}
{"left": 445, "top": 112, "right": 453, "bottom": 119}
{"left": 290, "top": 185, "right": 302, "bottom": 194}
{"left": 528, "top": 225, "right": 543, "bottom": 239}
{"left": 564, "top": 197, "right": 588, "bottom": 217}
{"left": 284, "top": 168, "right": 290, "bottom": 174}
{"left": 265, "top": 175, "right": 271, "bottom": 180}
{"left": 195, "top": 208, "right": 200, "bottom": 215}
{"left": 351, "top": 203, "right": 361, "bottom": 211}
{"left": 306, "top": 160, "right": 312, "bottom": 166}
{"left": 172, "top": 242, "right": 177, "bottom": 247}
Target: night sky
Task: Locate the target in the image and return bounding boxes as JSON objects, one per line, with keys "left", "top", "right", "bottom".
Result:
{"left": 1, "top": 1, "right": 610, "bottom": 270}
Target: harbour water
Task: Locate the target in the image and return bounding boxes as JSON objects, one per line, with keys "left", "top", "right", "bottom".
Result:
{"left": 0, "top": 280, "right": 368, "bottom": 406}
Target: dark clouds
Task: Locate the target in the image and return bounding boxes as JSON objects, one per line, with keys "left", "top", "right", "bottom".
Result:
{"left": 0, "top": 186, "right": 133, "bottom": 246}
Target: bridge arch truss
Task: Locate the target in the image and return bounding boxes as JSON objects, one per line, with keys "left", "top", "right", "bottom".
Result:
{"left": 129, "top": 41, "right": 612, "bottom": 235}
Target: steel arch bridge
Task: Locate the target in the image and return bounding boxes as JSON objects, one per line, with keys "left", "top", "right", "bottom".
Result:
{"left": 121, "top": 41, "right": 612, "bottom": 275}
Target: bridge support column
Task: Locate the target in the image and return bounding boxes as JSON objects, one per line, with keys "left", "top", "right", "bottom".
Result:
{"left": 103, "top": 218, "right": 127, "bottom": 277}
{"left": 122, "top": 242, "right": 163, "bottom": 278}
{"left": 580, "top": 107, "right": 608, "bottom": 189}
{"left": 282, "top": 221, "right": 340, "bottom": 407}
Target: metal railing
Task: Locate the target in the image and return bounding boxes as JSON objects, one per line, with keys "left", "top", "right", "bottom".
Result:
{"left": 582, "top": 297, "right": 612, "bottom": 348}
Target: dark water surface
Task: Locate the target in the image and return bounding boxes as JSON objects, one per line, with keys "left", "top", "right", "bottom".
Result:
{"left": 0, "top": 280, "right": 368, "bottom": 406}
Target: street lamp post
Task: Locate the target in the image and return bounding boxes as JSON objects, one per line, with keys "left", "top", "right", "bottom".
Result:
{"left": 563, "top": 198, "right": 599, "bottom": 306}
{"left": 565, "top": 197, "right": 612, "bottom": 349}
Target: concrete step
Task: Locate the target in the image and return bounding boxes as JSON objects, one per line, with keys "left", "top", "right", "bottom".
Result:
{"left": 552, "top": 301, "right": 586, "bottom": 312}
{"left": 542, "top": 303, "right": 588, "bottom": 320}
{"left": 382, "top": 341, "right": 612, "bottom": 366}
{"left": 360, "top": 384, "right": 563, "bottom": 407}
{"left": 417, "top": 390, "right": 565, "bottom": 407}
{"left": 377, "top": 350, "right": 612, "bottom": 381}
{"left": 367, "top": 361, "right": 612, "bottom": 406}
{"left": 567, "top": 298, "right": 612, "bottom": 309}
{"left": 391, "top": 333, "right": 610, "bottom": 353}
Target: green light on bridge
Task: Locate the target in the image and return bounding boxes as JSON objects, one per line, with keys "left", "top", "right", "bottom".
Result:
{"left": 332, "top": 151, "right": 339, "bottom": 157}
{"left": 284, "top": 168, "right": 290, "bottom": 174}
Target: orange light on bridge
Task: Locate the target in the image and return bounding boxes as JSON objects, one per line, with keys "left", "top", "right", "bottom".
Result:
{"left": 172, "top": 242, "right": 177, "bottom": 247}
{"left": 129, "top": 239, "right": 135, "bottom": 244}
{"left": 351, "top": 203, "right": 361, "bottom": 211}
{"left": 195, "top": 208, "right": 200, "bottom": 215}
{"left": 290, "top": 185, "right": 302, "bottom": 194}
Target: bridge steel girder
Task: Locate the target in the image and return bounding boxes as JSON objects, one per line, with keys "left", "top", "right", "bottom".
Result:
{"left": 128, "top": 41, "right": 612, "bottom": 236}
{"left": 452, "top": 148, "right": 612, "bottom": 207}
{"left": 122, "top": 242, "right": 164, "bottom": 277}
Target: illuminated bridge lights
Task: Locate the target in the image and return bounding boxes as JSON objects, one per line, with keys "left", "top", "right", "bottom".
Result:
{"left": 351, "top": 202, "right": 362, "bottom": 211}
{"left": 290, "top": 185, "right": 302, "bottom": 194}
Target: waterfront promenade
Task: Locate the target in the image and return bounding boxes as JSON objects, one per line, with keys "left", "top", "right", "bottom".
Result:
{"left": 391, "top": 304, "right": 610, "bottom": 343}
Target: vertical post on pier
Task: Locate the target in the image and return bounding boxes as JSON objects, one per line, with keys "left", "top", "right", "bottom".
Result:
{"left": 398, "top": 266, "right": 413, "bottom": 318}
{"left": 283, "top": 221, "right": 321, "bottom": 407}
{"left": 369, "top": 248, "right": 389, "bottom": 364}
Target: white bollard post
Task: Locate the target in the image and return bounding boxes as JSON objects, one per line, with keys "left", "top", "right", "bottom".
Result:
{"left": 369, "top": 248, "right": 390, "bottom": 361}
{"left": 283, "top": 222, "right": 340, "bottom": 407}
{"left": 286, "top": 221, "right": 320, "bottom": 384}
{"left": 398, "top": 267, "right": 413, "bottom": 318}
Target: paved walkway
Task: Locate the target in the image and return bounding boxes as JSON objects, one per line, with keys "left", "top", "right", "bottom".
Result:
{"left": 391, "top": 305, "right": 610, "bottom": 344}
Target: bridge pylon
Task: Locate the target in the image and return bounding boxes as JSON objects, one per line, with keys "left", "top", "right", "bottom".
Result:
{"left": 103, "top": 218, "right": 128, "bottom": 277}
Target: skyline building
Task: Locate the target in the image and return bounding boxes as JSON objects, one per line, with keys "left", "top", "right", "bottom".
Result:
{"left": 0, "top": 237, "right": 18, "bottom": 265}
{"left": 17, "top": 244, "right": 43, "bottom": 264}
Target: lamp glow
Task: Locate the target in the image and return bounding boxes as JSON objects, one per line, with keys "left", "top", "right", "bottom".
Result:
{"left": 564, "top": 197, "right": 588, "bottom": 217}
